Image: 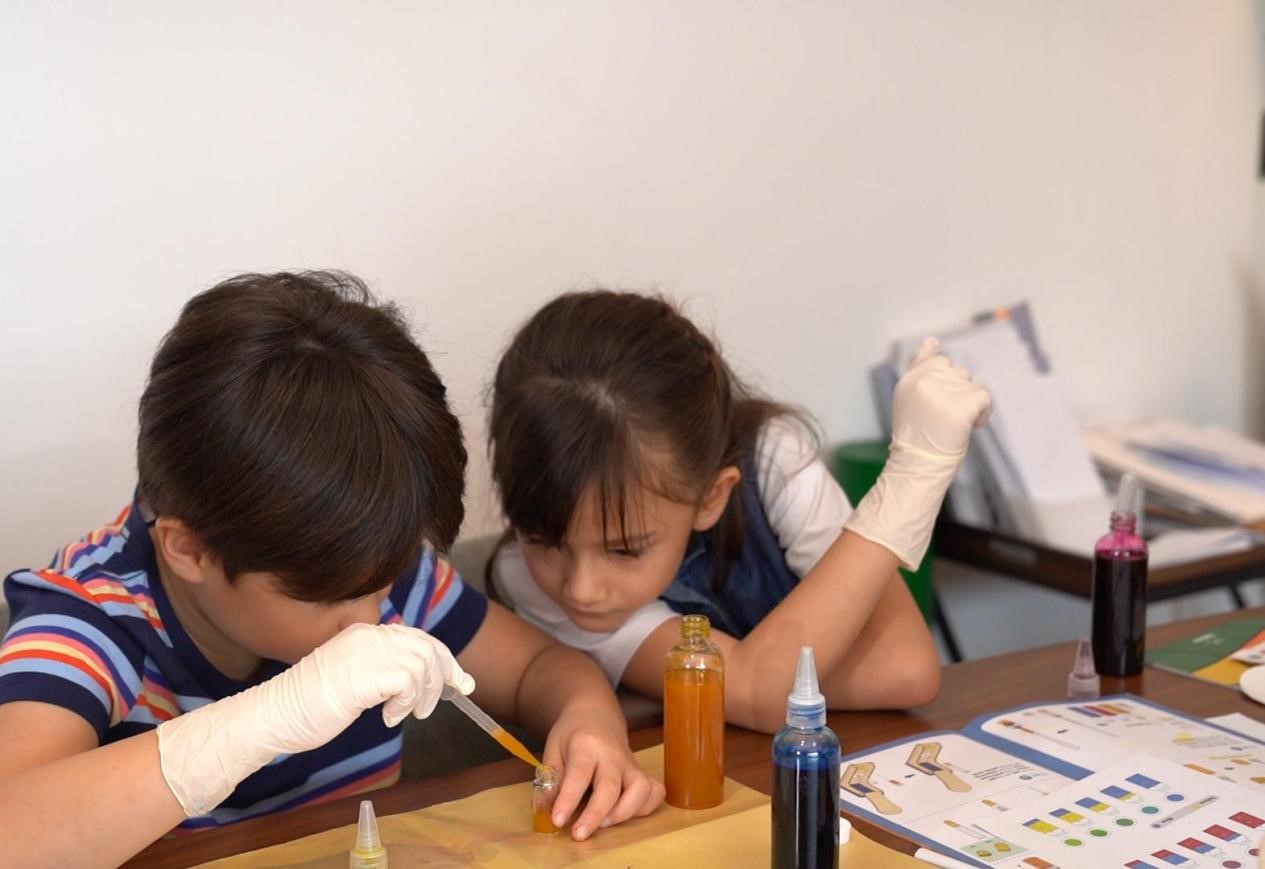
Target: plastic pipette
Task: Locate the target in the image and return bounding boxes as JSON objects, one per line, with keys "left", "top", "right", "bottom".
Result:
{"left": 443, "top": 687, "right": 542, "bottom": 768}
{"left": 349, "top": 799, "right": 387, "bottom": 869}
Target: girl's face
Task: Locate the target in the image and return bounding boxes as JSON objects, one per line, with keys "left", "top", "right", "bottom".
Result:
{"left": 518, "top": 467, "right": 740, "bottom": 634}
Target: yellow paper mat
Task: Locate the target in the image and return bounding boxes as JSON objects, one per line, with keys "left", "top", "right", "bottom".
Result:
{"left": 198, "top": 745, "right": 919, "bottom": 867}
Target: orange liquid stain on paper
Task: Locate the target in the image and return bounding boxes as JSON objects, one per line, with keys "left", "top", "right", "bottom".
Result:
{"left": 663, "top": 668, "right": 724, "bottom": 809}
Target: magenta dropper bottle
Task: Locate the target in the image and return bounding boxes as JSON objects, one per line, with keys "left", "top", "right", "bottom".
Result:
{"left": 1091, "top": 474, "right": 1148, "bottom": 676}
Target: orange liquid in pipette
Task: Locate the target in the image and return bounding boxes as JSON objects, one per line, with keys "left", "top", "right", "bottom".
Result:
{"left": 493, "top": 727, "right": 542, "bottom": 768}
{"left": 664, "top": 668, "right": 724, "bottom": 809}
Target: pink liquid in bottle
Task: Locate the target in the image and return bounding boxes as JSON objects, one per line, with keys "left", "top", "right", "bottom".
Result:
{"left": 1090, "top": 475, "right": 1148, "bottom": 676}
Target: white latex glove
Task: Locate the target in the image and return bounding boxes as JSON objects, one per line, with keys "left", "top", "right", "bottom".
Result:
{"left": 156, "top": 622, "right": 475, "bottom": 816}
{"left": 845, "top": 337, "right": 992, "bottom": 570}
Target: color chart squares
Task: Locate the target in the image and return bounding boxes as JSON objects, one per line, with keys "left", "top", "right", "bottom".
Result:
{"left": 1229, "top": 811, "right": 1264, "bottom": 830}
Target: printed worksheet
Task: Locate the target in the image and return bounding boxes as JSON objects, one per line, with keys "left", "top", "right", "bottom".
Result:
{"left": 977, "top": 699, "right": 1265, "bottom": 794}
{"left": 838, "top": 695, "right": 1265, "bottom": 868}
{"left": 949, "top": 754, "right": 1265, "bottom": 868}
{"left": 839, "top": 732, "right": 1072, "bottom": 847}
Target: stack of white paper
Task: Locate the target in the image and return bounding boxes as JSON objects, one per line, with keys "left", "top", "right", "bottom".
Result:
{"left": 880, "top": 310, "right": 1106, "bottom": 550}
{"left": 1085, "top": 419, "right": 1265, "bottom": 525}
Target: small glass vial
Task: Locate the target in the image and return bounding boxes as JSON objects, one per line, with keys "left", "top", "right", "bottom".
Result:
{"left": 532, "top": 764, "right": 561, "bottom": 834}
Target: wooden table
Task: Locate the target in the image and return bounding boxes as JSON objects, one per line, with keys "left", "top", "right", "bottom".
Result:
{"left": 127, "top": 609, "right": 1265, "bottom": 868}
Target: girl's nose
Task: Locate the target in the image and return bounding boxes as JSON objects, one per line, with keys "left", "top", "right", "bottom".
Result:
{"left": 564, "top": 559, "right": 605, "bottom": 606}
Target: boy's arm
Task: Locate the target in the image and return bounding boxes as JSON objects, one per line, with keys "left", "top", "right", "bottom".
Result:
{"left": 456, "top": 601, "right": 664, "bottom": 841}
{"left": 0, "top": 622, "right": 473, "bottom": 867}
{"left": 0, "top": 702, "right": 185, "bottom": 868}
{"left": 620, "top": 530, "right": 939, "bottom": 733}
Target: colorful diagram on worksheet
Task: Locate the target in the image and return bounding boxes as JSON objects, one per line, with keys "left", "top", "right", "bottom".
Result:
{"left": 977, "top": 698, "right": 1265, "bottom": 795}
{"left": 839, "top": 696, "right": 1265, "bottom": 868}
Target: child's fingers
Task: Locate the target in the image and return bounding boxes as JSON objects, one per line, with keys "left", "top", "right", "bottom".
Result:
{"left": 550, "top": 753, "right": 593, "bottom": 831}
{"left": 642, "top": 777, "right": 666, "bottom": 815}
{"left": 909, "top": 336, "right": 941, "bottom": 369}
{"left": 969, "top": 386, "right": 993, "bottom": 428}
{"left": 598, "top": 770, "right": 656, "bottom": 829}
{"left": 570, "top": 764, "right": 623, "bottom": 841}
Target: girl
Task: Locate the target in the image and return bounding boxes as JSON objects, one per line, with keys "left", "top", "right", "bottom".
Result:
{"left": 488, "top": 291, "right": 989, "bottom": 734}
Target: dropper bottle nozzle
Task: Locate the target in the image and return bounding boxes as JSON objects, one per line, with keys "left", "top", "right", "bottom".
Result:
{"left": 1068, "top": 637, "right": 1101, "bottom": 700}
{"left": 349, "top": 799, "right": 387, "bottom": 869}
{"left": 787, "top": 646, "right": 827, "bottom": 728}
{"left": 1112, "top": 473, "right": 1145, "bottom": 534}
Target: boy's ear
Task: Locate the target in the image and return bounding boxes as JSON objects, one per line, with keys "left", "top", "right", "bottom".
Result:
{"left": 152, "top": 517, "right": 216, "bottom": 585}
{"left": 693, "top": 466, "right": 741, "bottom": 532}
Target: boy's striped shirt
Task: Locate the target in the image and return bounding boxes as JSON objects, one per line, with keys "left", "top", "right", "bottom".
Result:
{"left": 0, "top": 497, "right": 487, "bottom": 830}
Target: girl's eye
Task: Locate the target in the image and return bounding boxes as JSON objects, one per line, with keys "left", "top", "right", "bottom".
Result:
{"left": 610, "top": 548, "right": 644, "bottom": 560}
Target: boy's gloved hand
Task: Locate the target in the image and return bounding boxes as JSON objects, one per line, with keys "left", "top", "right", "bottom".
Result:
{"left": 156, "top": 623, "right": 474, "bottom": 816}
{"left": 845, "top": 336, "right": 992, "bottom": 570}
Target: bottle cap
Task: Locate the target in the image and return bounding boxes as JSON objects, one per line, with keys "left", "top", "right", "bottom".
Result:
{"left": 1067, "top": 637, "right": 1101, "bottom": 700}
{"left": 351, "top": 799, "right": 387, "bottom": 868}
{"left": 787, "top": 646, "right": 827, "bottom": 727}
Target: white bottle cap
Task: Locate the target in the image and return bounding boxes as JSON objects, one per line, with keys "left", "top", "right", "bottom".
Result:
{"left": 787, "top": 646, "right": 827, "bottom": 728}
{"left": 1068, "top": 637, "right": 1101, "bottom": 700}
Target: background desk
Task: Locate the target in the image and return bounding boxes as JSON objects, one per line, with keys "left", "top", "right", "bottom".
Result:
{"left": 127, "top": 609, "right": 1265, "bottom": 868}
{"left": 936, "top": 518, "right": 1265, "bottom": 606}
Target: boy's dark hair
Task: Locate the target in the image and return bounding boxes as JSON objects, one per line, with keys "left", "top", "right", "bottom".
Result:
{"left": 488, "top": 290, "right": 807, "bottom": 591}
{"left": 138, "top": 271, "right": 466, "bottom": 603}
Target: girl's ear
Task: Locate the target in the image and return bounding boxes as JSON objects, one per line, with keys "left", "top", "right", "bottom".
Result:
{"left": 152, "top": 517, "right": 216, "bottom": 585}
{"left": 693, "top": 466, "right": 742, "bottom": 532}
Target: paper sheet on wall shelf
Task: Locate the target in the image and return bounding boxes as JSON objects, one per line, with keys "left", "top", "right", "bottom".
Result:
{"left": 1085, "top": 419, "right": 1265, "bottom": 525}
{"left": 1147, "top": 527, "right": 1261, "bottom": 568}
{"left": 1005, "top": 494, "right": 1113, "bottom": 555}
{"left": 983, "top": 374, "right": 1104, "bottom": 504}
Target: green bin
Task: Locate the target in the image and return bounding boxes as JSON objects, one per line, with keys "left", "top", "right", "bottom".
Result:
{"left": 831, "top": 440, "right": 935, "bottom": 622}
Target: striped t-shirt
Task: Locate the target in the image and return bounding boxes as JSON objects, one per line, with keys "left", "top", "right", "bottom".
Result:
{"left": 0, "top": 496, "right": 488, "bottom": 831}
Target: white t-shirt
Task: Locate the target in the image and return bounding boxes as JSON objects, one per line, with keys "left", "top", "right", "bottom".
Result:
{"left": 493, "top": 419, "right": 854, "bottom": 684}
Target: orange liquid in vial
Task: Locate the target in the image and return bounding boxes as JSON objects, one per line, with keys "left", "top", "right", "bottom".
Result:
{"left": 493, "top": 727, "right": 542, "bottom": 768}
{"left": 663, "top": 668, "right": 724, "bottom": 809}
{"left": 533, "top": 806, "right": 561, "bottom": 834}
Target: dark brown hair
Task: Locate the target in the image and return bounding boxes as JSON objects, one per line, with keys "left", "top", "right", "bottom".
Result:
{"left": 137, "top": 271, "right": 466, "bottom": 603}
{"left": 488, "top": 290, "right": 805, "bottom": 589}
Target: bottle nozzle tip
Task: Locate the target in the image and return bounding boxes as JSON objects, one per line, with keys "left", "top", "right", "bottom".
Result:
{"left": 1068, "top": 637, "right": 1101, "bottom": 699}
{"left": 356, "top": 799, "right": 382, "bottom": 852}
{"left": 787, "top": 646, "right": 826, "bottom": 724}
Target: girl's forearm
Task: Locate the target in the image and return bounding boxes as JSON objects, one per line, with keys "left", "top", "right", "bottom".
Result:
{"left": 727, "top": 529, "right": 904, "bottom": 728}
{"left": 518, "top": 644, "right": 627, "bottom": 741}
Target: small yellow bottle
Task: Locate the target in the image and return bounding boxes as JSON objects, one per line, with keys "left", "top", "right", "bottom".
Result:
{"left": 349, "top": 799, "right": 388, "bottom": 868}
{"left": 663, "top": 614, "right": 725, "bottom": 809}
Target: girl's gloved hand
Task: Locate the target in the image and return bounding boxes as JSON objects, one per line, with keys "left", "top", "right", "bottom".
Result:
{"left": 846, "top": 337, "right": 992, "bottom": 570}
{"left": 156, "top": 622, "right": 474, "bottom": 816}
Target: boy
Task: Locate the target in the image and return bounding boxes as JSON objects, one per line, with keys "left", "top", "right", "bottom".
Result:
{"left": 0, "top": 272, "right": 663, "bottom": 867}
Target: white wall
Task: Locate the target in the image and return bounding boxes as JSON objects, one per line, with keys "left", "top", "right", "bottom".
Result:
{"left": 1, "top": 2, "right": 1262, "bottom": 581}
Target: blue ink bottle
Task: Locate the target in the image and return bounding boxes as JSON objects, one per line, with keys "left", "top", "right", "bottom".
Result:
{"left": 771, "top": 646, "right": 840, "bottom": 869}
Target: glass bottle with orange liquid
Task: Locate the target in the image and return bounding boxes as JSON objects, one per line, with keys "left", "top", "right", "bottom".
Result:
{"left": 531, "top": 765, "right": 562, "bottom": 834}
{"left": 663, "top": 614, "right": 725, "bottom": 809}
